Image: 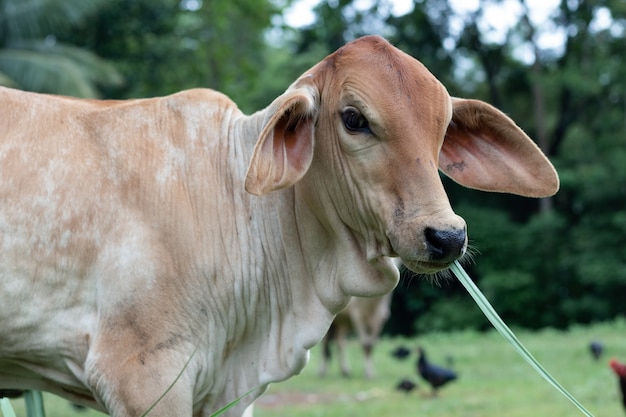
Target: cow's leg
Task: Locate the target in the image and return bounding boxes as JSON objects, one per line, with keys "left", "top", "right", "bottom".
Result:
{"left": 318, "top": 321, "right": 337, "bottom": 378}
{"left": 83, "top": 232, "right": 198, "bottom": 415}
{"left": 318, "top": 332, "right": 331, "bottom": 377}
{"left": 352, "top": 321, "right": 376, "bottom": 379}
{"left": 241, "top": 403, "right": 254, "bottom": 417}
{"left": 86, "top": 347, "right": 195, "bottom": 416}
{"left": 85, "top": 306, "right": 196, "bottom": 417}
{"left": 86, "top": 347, "right": 194, "bottom": 417}
{"left": 335, "top": 324, "right": 351, "bottom": 378}
{"left": 362, "top": 340, "right": 375, "bottom": 380}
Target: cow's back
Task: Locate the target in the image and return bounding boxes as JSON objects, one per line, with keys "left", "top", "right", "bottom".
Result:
{"left": 0, "top": 87, "right": 242, "bottom": 284}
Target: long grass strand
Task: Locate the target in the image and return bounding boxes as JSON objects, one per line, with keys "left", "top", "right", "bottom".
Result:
{"left": 450, "top": 261, "right": 594, "bottom": 417}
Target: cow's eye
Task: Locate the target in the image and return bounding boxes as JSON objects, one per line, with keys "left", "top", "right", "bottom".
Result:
{"left": 341, "top": 107, "right": 370, "bottom": 134}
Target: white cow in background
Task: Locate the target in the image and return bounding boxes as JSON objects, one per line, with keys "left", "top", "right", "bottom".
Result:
{"left": 0, "top": 35, "right": 559, "bottom": 416}
{"left": 318, "top": 293, "right": 393, "bottom": 379}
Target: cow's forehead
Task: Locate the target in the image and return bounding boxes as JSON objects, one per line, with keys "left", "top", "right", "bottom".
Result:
{"left": 314, "top": 36, "right": 452, "bottom": 142}
{"left": 328, "top": 37, "right": 444, "bottom": 90}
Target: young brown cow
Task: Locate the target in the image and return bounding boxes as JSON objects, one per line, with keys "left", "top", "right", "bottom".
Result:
{"left": 0, "top": 36, "right": 558, "bottom": 416}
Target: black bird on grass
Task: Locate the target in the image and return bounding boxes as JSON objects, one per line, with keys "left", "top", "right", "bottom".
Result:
{"left": 391, "top": 346, "right": 411, "bottom": 360}
{"left": 417, "top": 346, "right": 457, "bottom": 395}
{"left": 589, "top": 340, "right": 604, "bottom": 360}
{"left": 396, "top": 378, "right": 417, "bottom": 393}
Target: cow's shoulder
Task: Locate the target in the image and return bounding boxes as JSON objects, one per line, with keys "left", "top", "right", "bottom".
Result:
{"left": 119, "top": 88, "right": 233, "bottom": 114}
{"left": 0, "top": 85, "right": 237, "bottom": 114}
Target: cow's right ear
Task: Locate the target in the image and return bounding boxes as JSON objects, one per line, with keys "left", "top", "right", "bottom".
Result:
{"left": 245, "top": 82, "right": 319, "bottom": 196}
{"left": 439, "top": 98, "right": 559, "bottom": 198}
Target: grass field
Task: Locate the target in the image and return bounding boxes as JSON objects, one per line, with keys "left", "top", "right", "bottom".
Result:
{"left": 6, "top": 319, "right": 626, "bottom": 417}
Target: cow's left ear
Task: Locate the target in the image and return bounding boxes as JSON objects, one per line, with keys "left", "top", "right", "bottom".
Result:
{"left": 439, "top": 98, "right": 559, "bottom": 198}
{"left": 245, "top": 83, "right": 319, "bottom": 196}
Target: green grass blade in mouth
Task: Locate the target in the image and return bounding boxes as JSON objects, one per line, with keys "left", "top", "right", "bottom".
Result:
{"left": 450, "top": 261, "right": 594, "bottom": 417}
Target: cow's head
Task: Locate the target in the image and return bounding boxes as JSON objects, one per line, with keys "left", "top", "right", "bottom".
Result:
{"left": 245, "top": 35, "right": 558, "bottom": 289}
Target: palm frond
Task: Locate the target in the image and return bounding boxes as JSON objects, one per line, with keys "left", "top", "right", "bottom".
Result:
{"left": 0, "top": 70, "right": 16, "bottom": 87}
{"left": 0, "top": 0, "right": 108, "bottom": 41}
{"left": 9, "top": 38, "right": 123, "bottom": 86}
{"left": 0, "top": 48, "right": 99, "bottom": 97}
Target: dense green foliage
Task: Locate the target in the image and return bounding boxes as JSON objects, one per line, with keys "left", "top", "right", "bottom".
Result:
{"left": 57, "top": 0, "right": 285, "bottom": 110}
{"left": 2, "top": 0, "right": 625, "bottom": 333}
{"left": 0, "top": 0, "right": 121, "bottom": 96}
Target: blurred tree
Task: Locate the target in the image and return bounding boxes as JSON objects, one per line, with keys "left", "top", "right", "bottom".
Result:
{"left": 60, "top": 0, "right": 282, "bottom": 112}
{"left": 442, "top": 0, "right": 626, "bottom": 331}
{"left": 385, "top": 1, "right": 457, "bottom": 87}
{"left": 0, "top": 0, "right": 122, "bottom": 97}
{"left": 296, "top": 0, "right": 368, "bottom": 53}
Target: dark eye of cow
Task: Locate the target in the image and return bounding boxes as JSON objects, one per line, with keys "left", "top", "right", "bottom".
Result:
{"left": 341, "top": 107, "right": 371, "bottom": 134}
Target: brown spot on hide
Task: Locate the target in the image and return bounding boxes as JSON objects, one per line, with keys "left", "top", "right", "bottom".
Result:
{"left": 446, "top": 161, "right": 467, "bottom": 172}
{"left": 150, "top": 333, "right": 184, "bottom": 354}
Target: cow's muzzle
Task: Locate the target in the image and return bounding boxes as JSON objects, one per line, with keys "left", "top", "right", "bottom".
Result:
{"left": 389, "top": 211, "right": 467, "bottom": 274}
{"left": 424, "top": 226, "right": 467, "bottom": 264}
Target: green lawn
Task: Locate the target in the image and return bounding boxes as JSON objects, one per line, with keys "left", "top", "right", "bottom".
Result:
{"left": 6, "top": 320, "right": 626, "bottom": 417}
{"left": 255, "top": 320, "right": 626, "bottom": 417}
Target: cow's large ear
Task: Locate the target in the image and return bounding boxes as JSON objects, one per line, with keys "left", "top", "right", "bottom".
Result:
{"left": 439, "top": 98, "right": 559, "bottom": 198}
{"left": 245, "top": 83, "right": 319, "bottom": 196}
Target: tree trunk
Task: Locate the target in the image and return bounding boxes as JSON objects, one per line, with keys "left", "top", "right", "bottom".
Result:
{"left": 521, "top": 0, "right": 553, "bottom": 212}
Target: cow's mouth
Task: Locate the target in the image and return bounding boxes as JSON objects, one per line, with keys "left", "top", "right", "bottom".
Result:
{"left": 401, "top": 259, "right": 452, "bottom": 275}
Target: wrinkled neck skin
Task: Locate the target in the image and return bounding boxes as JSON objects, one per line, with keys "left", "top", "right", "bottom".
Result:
{"left": 197, "top": 112, "right": 397, "bottom": 416}
{"left": 292, "top": 182, "right": 400, "bottom": 312}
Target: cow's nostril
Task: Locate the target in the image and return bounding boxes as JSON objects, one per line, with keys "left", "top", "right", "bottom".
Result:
{"left": 424, "top": 227, "right": 466, "bottom": 263}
